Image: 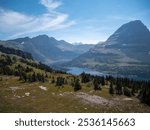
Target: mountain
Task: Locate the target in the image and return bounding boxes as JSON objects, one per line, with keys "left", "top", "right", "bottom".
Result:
{"left": 0, "top": 45, "right": 33, "bottom": 60}
{"left": 1, "top": 45, "right": 150, "bottom": 112}
{"left": 0, "top": 35, "right": 94, "bottom": 65}
{"left": 68, "top": 20, "right": 150, "bottom": 79}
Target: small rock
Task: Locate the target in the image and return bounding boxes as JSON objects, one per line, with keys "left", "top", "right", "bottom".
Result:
{"left": 16, "top": 96, "right": 21, "bottom": 98}
{"left": 25, "top": 92, "right": 30, "bottom": 96}
{"left": 52, "top": 92, "right": 55, "bottom": 95}
{"left": 39, "top": 86, "right": 47, "bottom": 91}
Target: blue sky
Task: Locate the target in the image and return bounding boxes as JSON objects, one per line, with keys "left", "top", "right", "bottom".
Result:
{"left": 0, "top": 0, "right": 150, "bottom": 44}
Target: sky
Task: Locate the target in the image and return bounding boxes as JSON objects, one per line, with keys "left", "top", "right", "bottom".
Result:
{"left": 0, "top": 0, "right": 150, "bottom": 44}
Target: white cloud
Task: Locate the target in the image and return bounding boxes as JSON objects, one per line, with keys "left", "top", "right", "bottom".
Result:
{"left": 40, "top": 0, "right": 62, "bottom": 11}
{"left": 0, "top": 0, "right": 75, "bottom": 38}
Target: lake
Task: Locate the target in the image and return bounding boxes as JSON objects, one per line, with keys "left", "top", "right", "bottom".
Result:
{"left": 67, "top": 67, "right": 107, "bottom": 76}
{"left": 67, "top": 67, "right": 150, "bottom": 81}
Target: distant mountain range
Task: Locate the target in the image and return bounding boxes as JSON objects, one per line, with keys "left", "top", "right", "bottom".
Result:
{"left": 68, "top": 20, "right": 150, "bottom": 79}
{"left": 0, "top": 20, "right": 150, "bottom": 79}
{"left": 0, "top": 35, "right": 94, "bottom": 65}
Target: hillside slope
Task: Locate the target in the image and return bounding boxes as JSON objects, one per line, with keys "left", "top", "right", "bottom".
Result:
{"left": 0, "top": 29, "right": 150, "bottom": 113}
{"left": 0, "top": 35, "right": 94, "bottom": 65}
{"left": 68, "top": 20, "right": 150, "bottom": 79}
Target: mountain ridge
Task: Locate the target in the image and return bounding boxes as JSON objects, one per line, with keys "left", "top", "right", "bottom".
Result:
{"left": 0, "top": 35, "right": 94, "bottom": 65}
{"left": 67, "top": 20, "right": 150, "bottom": 79}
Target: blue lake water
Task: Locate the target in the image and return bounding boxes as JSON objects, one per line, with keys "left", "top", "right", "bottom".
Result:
{"left": 67, "top": 67, "right": 150, "bottom": 81}
{"left": 67, "top": 67, "right": 107, "bottom": 76}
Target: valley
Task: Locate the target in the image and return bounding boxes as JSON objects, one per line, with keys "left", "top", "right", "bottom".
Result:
{"left": 66, "top": 20, "right": 150, "bottom": 80}
{"left": 0, "top": 35, "right": 94, "bottom": 65}
{"left": 0, "top": 20, "right": 150, "bottom": 113}
{"left": 66, "top": 66, "right": 150, "bottom": 81}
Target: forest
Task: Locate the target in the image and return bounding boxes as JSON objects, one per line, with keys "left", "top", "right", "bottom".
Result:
{"left": 0, "top": 52, "right": 150, "bottom": 107}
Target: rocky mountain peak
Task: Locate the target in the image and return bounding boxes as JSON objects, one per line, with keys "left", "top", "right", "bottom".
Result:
{"left": 106, "top": 20, "right": 150, "bottom": 44}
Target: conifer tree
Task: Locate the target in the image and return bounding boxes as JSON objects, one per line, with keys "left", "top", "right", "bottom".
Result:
{"left": 74, "top": 78, "right": 81, "bottom": 91}
{"left": 109, "top": 83, "right": 114, "bottom": 95}
{"left": 93, "top": 78, "right": 102, "bottom": 91}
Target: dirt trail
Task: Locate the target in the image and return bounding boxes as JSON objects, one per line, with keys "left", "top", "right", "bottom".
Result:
{"left": 76, "top": 92, "right": 118, "bottom": 106}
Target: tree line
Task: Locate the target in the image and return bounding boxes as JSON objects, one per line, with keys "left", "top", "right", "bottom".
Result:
{"left": 0, "top": 54, "right": 150, "bottom": 106}
{"left": 0, "top": 55, "right": 46, "bottom": 82}
{"left": 80, "top": 72, "right": 150, "bottom": 106}
{"left": 0, "top": 45, "right": 33, "bottom": 59}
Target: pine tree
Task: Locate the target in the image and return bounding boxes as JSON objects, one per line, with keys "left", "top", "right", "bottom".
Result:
{"left": 56, "top": 77, "right": 65, "bottom": 86}
{"left": 115, "top": 83, "right": 122, "bottom": 95}
{"left": 51, "top": 76, "right": 55, "bottom": 83}
{"left": 22, "top": 72, "right": 27, "bottom": 82}
{"left": 109, "top": 83, "right": 114, "bottom": 95}
{"left": 27, "top": 74, "right": 32, "bottom": 82}
{"left": 81, "top": 72, "right": 90, "bottom": 83}
{"left": 139, "top": 84, "right": 150, "bottom": 106}
{"left": 32, "top": 72, "right": 36, "bottom": 82}
{"left": 101, "top": 76, "right": 105, "bottom": 86}
{"left": 74, "top": 78, "right": 81, "bottom": 91}
{"left": 41, "top": 74, "right": 45, "bottom": 83}
{"left": 93, "top": 78, "right": 102, "bottom": 91}
{"left": 123, "top": 87, "right": 132, "bottom": 97}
